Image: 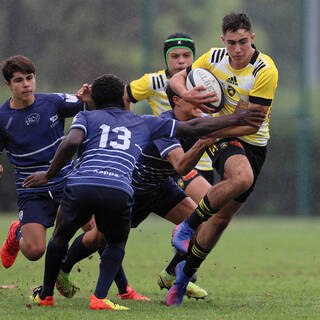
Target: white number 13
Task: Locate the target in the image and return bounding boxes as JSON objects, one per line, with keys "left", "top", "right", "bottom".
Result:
{"left": 99, "top": 124, "right": 131, "bottom": 150}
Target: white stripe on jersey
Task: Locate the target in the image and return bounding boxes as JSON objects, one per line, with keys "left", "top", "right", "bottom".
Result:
{"left": 8, "top": 137, "right": 64, "bottom": 157}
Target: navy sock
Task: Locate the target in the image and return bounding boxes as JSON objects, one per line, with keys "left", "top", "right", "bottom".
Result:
{"left": 165, "top": 252, "right": 186, "bottom": 276}
{"left": 61, "top": 233, "right": 96, "bottom": 273}
{"left": 94, "top": 246, "right": 125, "bottom": 299}
{"left": 114, "top": 265, "right": 128, "bottom": 294}
{"left": 40, "top": 239, "right": 68, "bottom": 299}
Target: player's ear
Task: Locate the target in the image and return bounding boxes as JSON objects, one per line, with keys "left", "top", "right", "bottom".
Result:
{"left": 250, "top": 33, "right": 255, "bottom": 42}
{"left": 172, "top": 95, "right": 181, "bottom": 107}
{"left": 221, "top": 35, "right": 225, "bottom": 43}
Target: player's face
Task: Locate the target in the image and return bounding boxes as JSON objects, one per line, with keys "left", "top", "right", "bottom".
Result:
{"left": 7, "top": 72, "right": 36, "bottom": 102}
{"left": 167, "top": 48, "right": 193, "bottom": 75}
{"left": 221, "top": 29, "right": 255, "bottom": 69}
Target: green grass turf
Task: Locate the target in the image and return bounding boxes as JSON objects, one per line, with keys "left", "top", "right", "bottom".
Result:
{"left": 1, "top": 213, "right": 320, "bottom": 320}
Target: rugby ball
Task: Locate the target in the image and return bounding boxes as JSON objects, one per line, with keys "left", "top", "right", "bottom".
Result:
{"left": 186, "top": 68, "right": 224, "bottom": 112}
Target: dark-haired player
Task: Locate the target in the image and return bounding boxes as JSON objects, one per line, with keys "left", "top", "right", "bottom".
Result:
{"left": 24, "top": 74, "right": 265, "bottom": 310}
{"left": 167, "top": 12, "right": 278, "bottom": 306}
{"left": 0, "top": 55, "right": 84, "bottom": 269}
{"left": 124, "top": 32, "right": 214, "bottom": 203}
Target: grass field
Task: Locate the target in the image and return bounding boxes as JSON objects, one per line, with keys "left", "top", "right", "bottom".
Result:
{"left": 1, "top": 213, "right": 320, "bottom": 320}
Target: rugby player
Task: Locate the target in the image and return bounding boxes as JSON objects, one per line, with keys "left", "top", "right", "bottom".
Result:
{"left": 0, "top": 55, "right": 84, "bottom": 268}
{"left": 167, "top": 12, "right": 278, "bottom": 306}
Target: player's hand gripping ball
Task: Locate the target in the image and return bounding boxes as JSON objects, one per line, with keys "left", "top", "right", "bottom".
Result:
{"left": 186, "top": 68, "right": 225, "bottom": 112}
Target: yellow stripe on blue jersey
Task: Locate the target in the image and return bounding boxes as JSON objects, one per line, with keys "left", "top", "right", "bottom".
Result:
{"left": 193, "top": 47, "right": 278, "bottom": 146}
{"left": 128, "top": 69, "right": 213, "bottom": 172}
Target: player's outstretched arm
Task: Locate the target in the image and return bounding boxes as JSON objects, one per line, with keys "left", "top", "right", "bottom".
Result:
{"left": 176, "top": 107, "right": 265, "bottom": 138}
{"left": 166, "top": 137, "right": 216, "bottom": 176}
{"left": 23, "top": 128, "right": 85, "bottom": 188}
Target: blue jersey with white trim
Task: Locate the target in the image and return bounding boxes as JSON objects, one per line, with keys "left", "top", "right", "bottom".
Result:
{"left": 132, "top": 110, "right": 198, "bottom": 194}
{"left": 0, "top": 93, "right": 83, "bottom": 194}
{"left": 69, "top": 107, "right": 177, "bottom": 198}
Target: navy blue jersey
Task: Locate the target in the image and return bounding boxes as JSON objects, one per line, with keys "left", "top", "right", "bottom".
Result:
{"left": 69, "top": 107, "right": 177, "bottom": 198}
{"left": 0, "top": 93, "right": 83, "bottom": 194}
{"left": 132, "top": 110, "right": 198, "bottom": 194}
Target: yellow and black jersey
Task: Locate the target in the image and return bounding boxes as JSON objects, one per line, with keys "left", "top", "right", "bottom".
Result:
{"left": 193, "top": 47, "right": 278, "bottom": 146}
{"left": 127, "top": 69, "right": 213, "bottom": 172}
{"left": 127, "top": 69, "right": 170, "bottom": 116}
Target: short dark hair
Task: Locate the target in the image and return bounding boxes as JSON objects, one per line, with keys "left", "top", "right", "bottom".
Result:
{"left": 91, "top": 74, "right": 125, "bottom": 109}
{"left": 222, "top": 12, "right": 252, "bottom": 35}
{"left": 1, "top": 55, "right": 35, "bottom": 82}
{"left": 165, "top": 84, "right": 179, "bottom": 109}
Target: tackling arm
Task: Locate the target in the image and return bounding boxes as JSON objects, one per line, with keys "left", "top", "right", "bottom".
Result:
{"left": 166, "top": 137, "right": 216, "bottom": 176}
{"left": 176, "top": 107, "right": 265, "bottom": 138}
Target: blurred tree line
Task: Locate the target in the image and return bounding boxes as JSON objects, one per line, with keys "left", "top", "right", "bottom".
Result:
{"left": 0, "top": 0, "right": 319, "bottom": 215}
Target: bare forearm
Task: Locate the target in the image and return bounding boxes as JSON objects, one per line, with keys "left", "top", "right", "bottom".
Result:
{"left": 177, "top": 114, "right": 239, "bottom": 137}
{"left": 207, "top": 125, "right": 258, "bottom": 139}
{"left": 46, "top": 140, "right": 78, "bottom": 180}
{"left": 175, "top": 140, "right": 207, "bottom": 175}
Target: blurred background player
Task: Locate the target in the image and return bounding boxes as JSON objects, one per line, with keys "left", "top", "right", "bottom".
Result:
{"left": 124, "top": 32, "right": 214, "bottom": 202}
{"left": 0, "top": 55, "right": 84, "bottom": 269}
{"left": 23, "top": 73, "right": 264, "bottom": 309}
{"left": 167, "top": 12, "right": 278, "bottom": 306}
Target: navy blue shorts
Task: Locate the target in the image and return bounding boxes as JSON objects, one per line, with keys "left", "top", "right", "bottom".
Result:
{"left": 60, "top": 185, "right": 133, "bottom": 244}
{"left": 131, "top": 177, "right": 187, "bottom": 228}
{"left": 17, "top": 190, "right": 63, "bottom": 227}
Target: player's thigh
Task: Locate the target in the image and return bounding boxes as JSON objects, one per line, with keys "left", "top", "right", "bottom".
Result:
{"left": 82, "top": 226, "right": 105, "bottom": 250}
{"left": 184, "top": 175, "right": 211, "bottom": 204}
{"left": 224, "top": 154, "right": 253, "bottom": 182}
{"left": 20, "top": 222, "right": 46, "bottom": 250}
{"left": 164, "top": 196, "right": 197, "bottom": 224}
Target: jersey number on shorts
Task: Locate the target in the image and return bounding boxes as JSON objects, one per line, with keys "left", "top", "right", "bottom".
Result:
{"left": 99, "top": 124, "right": 131, "bottom": 150}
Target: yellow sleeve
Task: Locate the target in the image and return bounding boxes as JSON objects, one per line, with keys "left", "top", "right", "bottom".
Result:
{"left": 128, "top": 73, "right": 151, "bottom": 102}
{"left": 192, "top": 50, "right": 212, "bottom": 70}
{"left": 250, "top": 66, "right": 278, "bottom": 106}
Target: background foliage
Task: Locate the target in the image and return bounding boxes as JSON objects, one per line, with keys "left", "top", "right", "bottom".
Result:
{"left": 0, "top": 0, "right": 319, "bottom": 214}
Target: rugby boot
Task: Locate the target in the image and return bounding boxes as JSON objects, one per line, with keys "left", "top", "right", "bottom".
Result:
{"left": 30, "top": 285, "right": 54, "bottom": 306}
{"left": 166, "top": 261, "right": 189, "bottom": 306}
{"left": 172, "top": 220, "right": 195, "bottom": 253}
{"left": 90, "top": 294, "right": 129, "bottom": 310}
{"left": 159, "top": 269, "right": 207, "bottom": 300}
{"left": 117, "top": 284, "right": 150, "bottom": 301}
{"left": 1, "top": 220, "right": 20, "bottom": 268}
{"left": 56, "top": 270, "right": 80, "bottom": 298}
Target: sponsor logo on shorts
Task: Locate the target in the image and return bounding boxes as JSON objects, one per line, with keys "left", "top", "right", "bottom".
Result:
{"left": 19, "top": 210, "right": 23, "bottom": 221}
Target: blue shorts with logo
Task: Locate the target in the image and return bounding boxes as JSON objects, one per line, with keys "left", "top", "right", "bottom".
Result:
{"left": 131, "top": 177, "right": 187, "bottom": 228}
{"left": 17, "top": 190, "right": 64, "bottom": 227}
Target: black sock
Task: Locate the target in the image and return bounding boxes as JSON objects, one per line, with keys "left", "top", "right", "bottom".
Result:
{"left": 187, "top": 195, "right": 218, "bottom": 230}
{"left": 40, "top": 239, "right": 68, "bottom": 299}
{"left": 114, "top": 265, "right": 128, "bottom": 294}
{"left": 94, "top": 246, "right": 124, "bottom": 299}
{"left": 61, "top": 233, "right": 96, "bottom": 273}
{"left": 165, "top": 252, "right": 186, "bottom": 276}
{"left": 183, "top": 241, "right": 210, "bottom": 278}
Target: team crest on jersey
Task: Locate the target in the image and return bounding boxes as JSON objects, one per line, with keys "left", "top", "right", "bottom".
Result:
{"left": 25, "top": 113, "right": 40, "bottom": 126}
{"left": 50, "top": 114, "right": 59, "bottom": 128}
{"left": 227, "top": 85, "right": 236, "bottom": 97}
